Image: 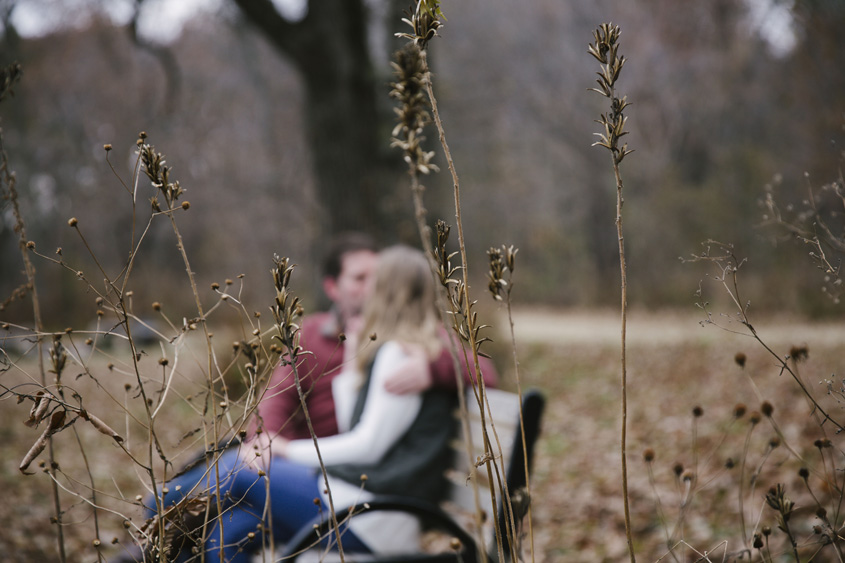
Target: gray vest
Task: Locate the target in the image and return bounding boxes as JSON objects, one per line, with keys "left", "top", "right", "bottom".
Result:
{"left": 327, "top": 355, "right": 457, "bottom": 502}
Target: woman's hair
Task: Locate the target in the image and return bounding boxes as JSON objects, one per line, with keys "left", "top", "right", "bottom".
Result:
{"left": 356, "top": 245, "right": 442, "bottom": 369}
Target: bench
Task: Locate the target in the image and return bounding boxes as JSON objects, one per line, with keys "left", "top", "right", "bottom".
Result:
{"left": 276, "top": 387, "right": 545, "bottom": 562}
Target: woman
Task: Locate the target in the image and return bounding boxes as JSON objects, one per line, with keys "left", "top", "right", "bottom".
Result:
{"left": 161, "top": 245, "right": 456, "bottom": 562}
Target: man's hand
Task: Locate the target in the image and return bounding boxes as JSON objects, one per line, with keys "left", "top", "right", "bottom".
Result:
{"left": 243, "top": 432, "right": 288, "bottom": 470}
{"left": 382, "top": 343, "right": 433, "bottom": 395}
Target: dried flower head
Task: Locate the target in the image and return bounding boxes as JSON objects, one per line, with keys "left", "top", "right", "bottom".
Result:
{"left": 396, "top": 0, "right": 443, "bottom": 50}
{"left": 692, "top": 405, "right": 703, "bottom": 418}
{"left": 487, "top": 245, "right": 518, "bottom": 302}
{"left": 789, "top": 345, "right": 809, "bottom": 361}
{"left": 814, "top": 438, "right": 831, "bottom": 449}
{"left": 48, "top": 337, "right": 67, "bottom": 378}
{"left": 642, "top": 448, "right": 655, "bottom": 463}
{"left": 761, "top": 401, "right": 774, "bottom": 417}
{"left": 734, "top": 352, "right": 746, "bottom": 368}
{"left": 139, "top": 139, "right": 184, "bottom": 207}
{"left": 431, "top": 220, "right": 489, "bottom": 352}
{"left": 588, "top": 23, "right": 633, "bottom": 163}
{"left": 390, "top": 43, "right": 437, "bottom": 178}
{"left": 270, "top": 255, "right": 304, "bottom": 361}
{"left": 765, "top": 483, "right": 794, "bottom": 527}
{"left": 734, "top": 403, "right": 747, "bottom": 418}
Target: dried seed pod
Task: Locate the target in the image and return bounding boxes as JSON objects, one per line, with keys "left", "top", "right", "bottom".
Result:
{"left": 25, "top": 392, "right": 51, "bottom": 428}
{"left": 80, "top": 410, "right": 124, "bottom": 443}
{"left": 20, "top": 411, "right": 67, "bottom": 474}
{"left": 20, "top": 428, "right": 51, "bottom": 473}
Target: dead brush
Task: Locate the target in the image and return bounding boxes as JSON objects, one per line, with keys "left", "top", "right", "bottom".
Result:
{"left": 645, "top": 240, "right": 845, "bottom": 561}
{"left": 392, "top": 3, "right": 534, "bottom": 563}
{"left": 759, "top": 160, "right": 845, "bottom": 305}
{"left": 588, "top": 21, "right": 636, "bottom": 563}
{"left": 0, "top": 123, "right": 312, "bottom": 560}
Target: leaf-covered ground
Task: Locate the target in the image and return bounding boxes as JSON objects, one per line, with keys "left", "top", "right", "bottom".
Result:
{"left": 2, "top": 309, "right": 844, "bottom": 562}
{"left": 515, "top": 309, "right": 845, "bottom": 562}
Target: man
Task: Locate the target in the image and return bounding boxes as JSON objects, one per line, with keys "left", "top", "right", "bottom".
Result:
{"left": 253, "top": 232, "right": 497, "bottom": 440}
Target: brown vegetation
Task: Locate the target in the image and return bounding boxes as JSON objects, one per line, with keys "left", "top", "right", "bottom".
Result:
{"left": 2, "top": 2, "right": 845, "bottom": 562}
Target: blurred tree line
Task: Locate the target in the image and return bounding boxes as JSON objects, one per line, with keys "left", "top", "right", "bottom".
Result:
{"left": 1, "top": 0, "right": 843, "bottom": 328}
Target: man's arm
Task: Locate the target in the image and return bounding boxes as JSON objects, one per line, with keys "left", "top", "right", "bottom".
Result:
{"left": 429, "top": 343, "right": 499, "bottom": 390}
{"left": 382, "top": 337, "right": 499, "bottom": 394}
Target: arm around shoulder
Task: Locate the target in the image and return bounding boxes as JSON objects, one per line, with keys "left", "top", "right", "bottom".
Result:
{"left": 429, "top": 342, "right": 499, "bottom": 390}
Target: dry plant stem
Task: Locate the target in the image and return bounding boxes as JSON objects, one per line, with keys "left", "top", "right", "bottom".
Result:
{"left": 162, "top": 205, "right": 225, "bottom": 560}
{"left": 72, "top": 427, "right": 105, "bottom": 562}
{"left": 390, "top": 42, "right": 491, "bottom": 561}
{"left": 645, "top": 463, "right": 673, "bottom": 551}
{"left": 719, "top": 261, "right": 844, "bottom": 432}
{"left": 285, "top": 345, "right": 346, "bottom": 562}
{"left": 503, "top": 296, "right": 536, "bottom": 562}
{"left": 589, "top": 24, "right": 635, "bottom": 561}
{"left": 738, "top": 423, "right": 756, "bottom": 549}
{"left": 611, "top": 150, "right": 635, "bottom": 563}
{"left": 422, "top": 53, "right": 510, "bottom": 562}
{"left": 407, "top": 170, "right": 489, "bottom": 559}
{"left": 1, "top": 124, "right": 67, "bottom": 562}
{"left": 73, "top": 149, "right": 170, "bottom": 548}
{"left": 122, "top": 311, "right": 171, "bottom": 557}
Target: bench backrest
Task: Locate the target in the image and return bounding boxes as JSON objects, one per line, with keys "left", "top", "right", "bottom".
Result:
{"left": 444, "top": 387, "right": 545, "bottom": 559}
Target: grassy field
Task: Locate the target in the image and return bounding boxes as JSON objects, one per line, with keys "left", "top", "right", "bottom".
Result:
{"left": 2, "top": 308, "right": 844, "bottom": 562}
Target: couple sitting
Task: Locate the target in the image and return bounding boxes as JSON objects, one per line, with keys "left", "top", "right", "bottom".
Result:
{"left": 146, "top": 237, "right": 496, "bottom": 562}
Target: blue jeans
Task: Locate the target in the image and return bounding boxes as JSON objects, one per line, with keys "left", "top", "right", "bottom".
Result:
{"left": 150, "top": 449, "right": 369, "bottom": 562}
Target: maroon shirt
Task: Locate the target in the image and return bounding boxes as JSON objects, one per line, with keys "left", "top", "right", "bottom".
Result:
{"left": 255, "top": 311, "right": 498, "bottom": 439}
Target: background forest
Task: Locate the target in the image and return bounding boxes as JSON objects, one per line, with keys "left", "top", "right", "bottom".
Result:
{"left": 1, "top": 0, "right": 843, "bottom": 325}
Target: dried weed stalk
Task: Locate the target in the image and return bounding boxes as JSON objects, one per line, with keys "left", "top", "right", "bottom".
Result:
{"left": 487, "top": 245, "right": 536, "bottom": 559}
{"left": 393, "top": 4, "right": 529, "bottom": 563}
{"left": 0, "top": 62, "right": 69, "bottom": 562}
{"left": 760, "top": 164, "right": 845, "bottom": 304}
{"left": 588, "top": 22, "right": 636, "bottom": 563}
{"left": 668, "top": 240, "right": 845, "bottom": 560}
{"left": 0, "top": 129, "right": 316, "bottom": 561}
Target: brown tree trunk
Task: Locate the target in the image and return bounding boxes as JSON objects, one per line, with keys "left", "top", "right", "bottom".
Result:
{"left": 232, "top": 0, "right": 402, "bottom": 239}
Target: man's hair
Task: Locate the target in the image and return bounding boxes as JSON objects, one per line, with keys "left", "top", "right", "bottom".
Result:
{"left": 322, "top": 232, "right": 379, "bottom": 279}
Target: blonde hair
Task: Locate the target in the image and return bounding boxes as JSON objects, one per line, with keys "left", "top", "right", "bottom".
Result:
{"left": 356, "top": 245, "right": 442, "bottom": 369}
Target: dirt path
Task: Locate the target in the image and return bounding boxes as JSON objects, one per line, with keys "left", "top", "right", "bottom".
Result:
{"left": 507, "top": 307, "right": 845, "bottom": 348}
